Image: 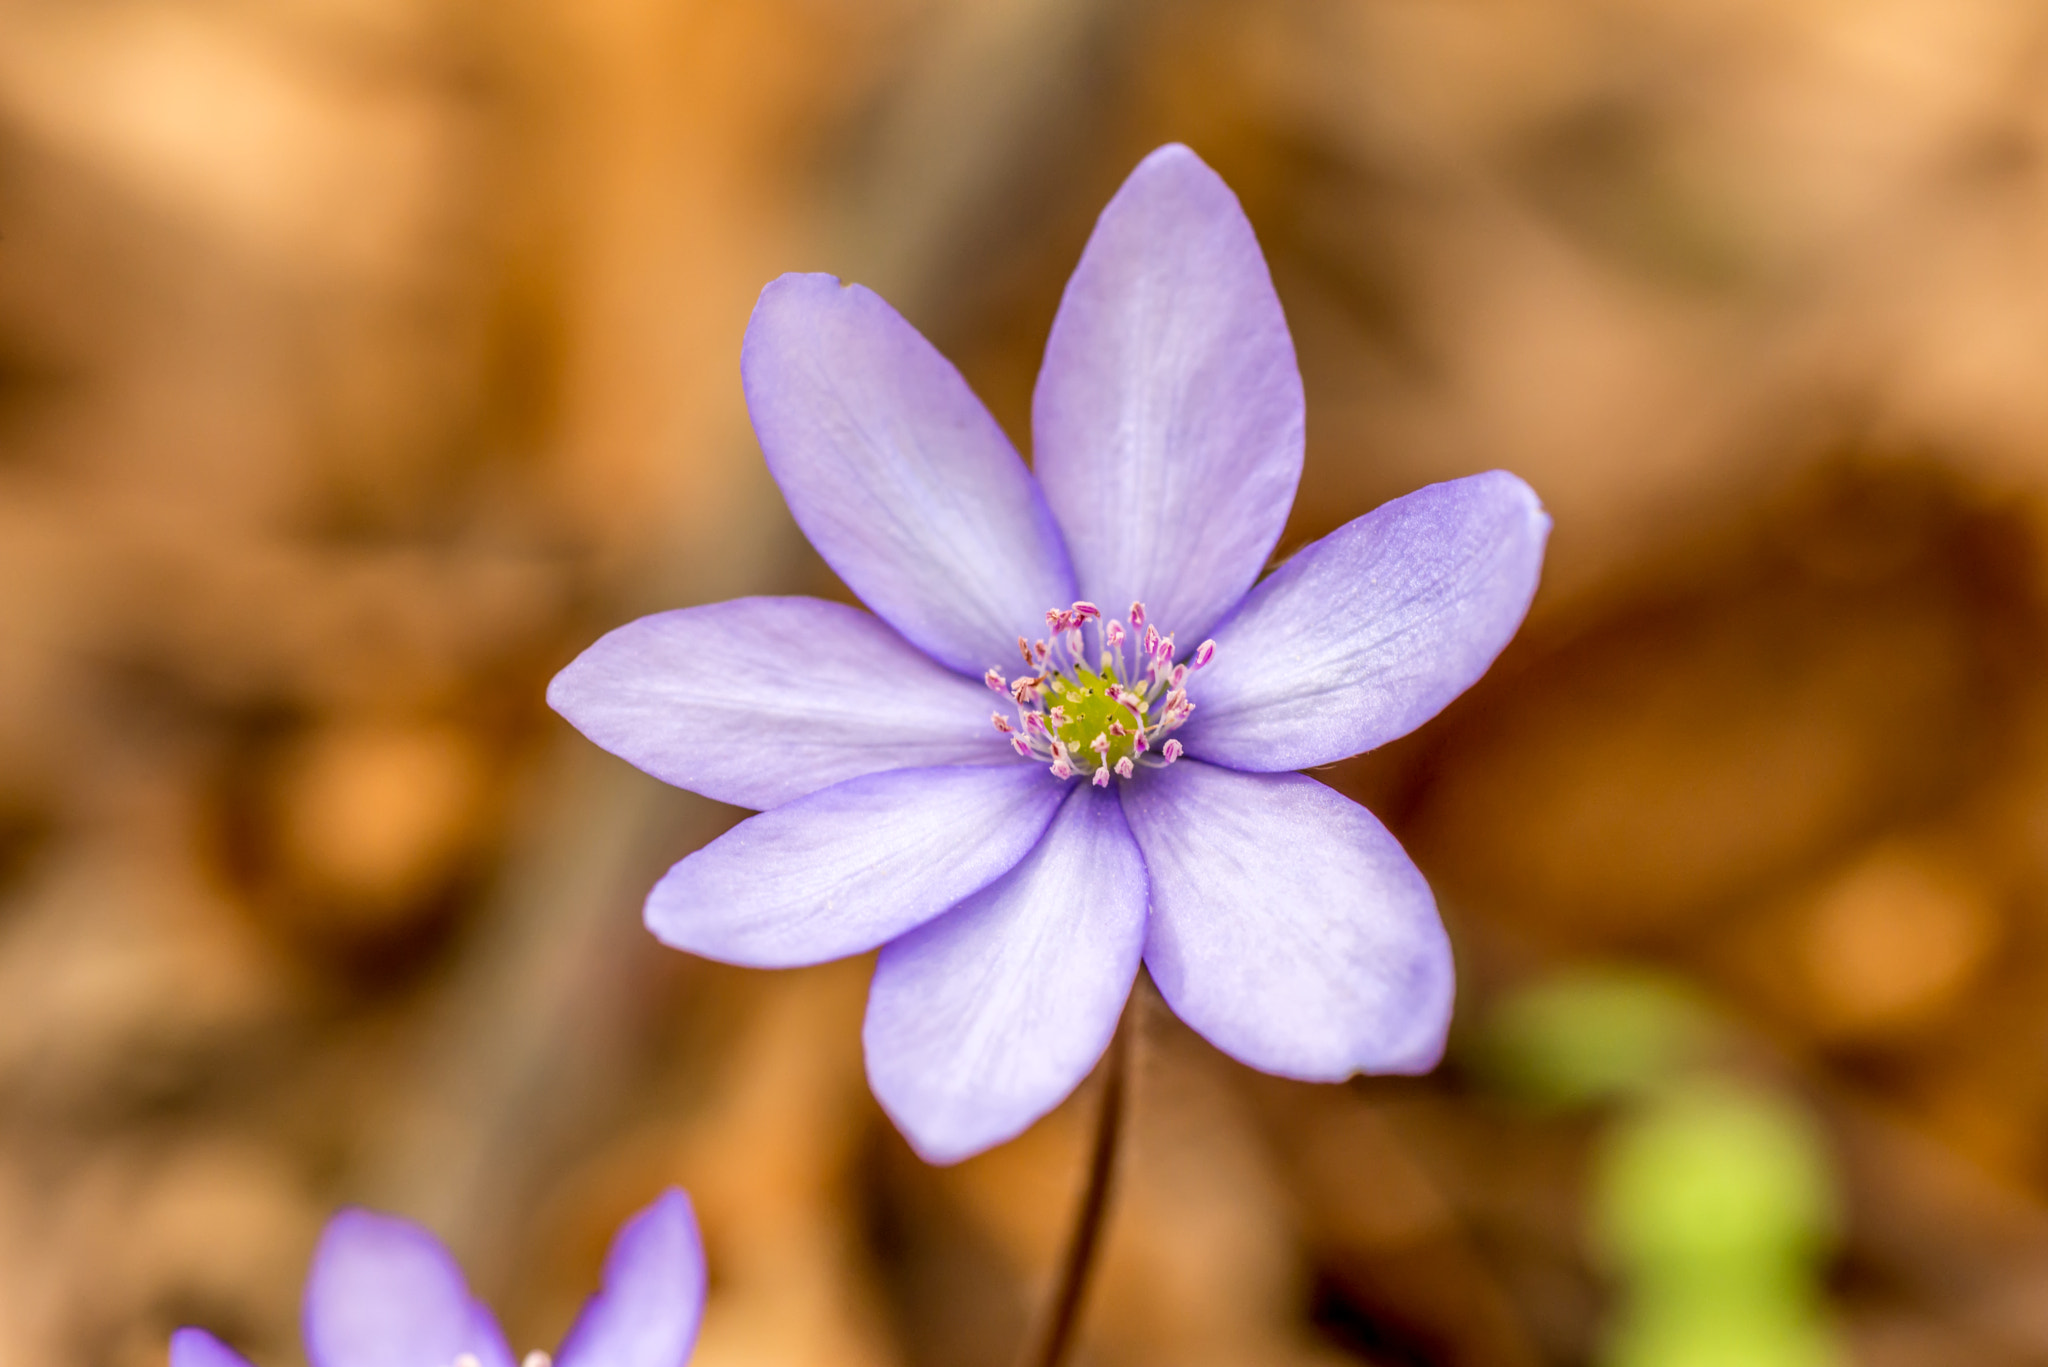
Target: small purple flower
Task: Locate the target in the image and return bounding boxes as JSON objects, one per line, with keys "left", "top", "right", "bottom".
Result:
{"left": 171, "top": 1190, "right": 704, "bottom": 1367}
{"left": 551, "top": 145, "right": 1549, "bottom": 1164}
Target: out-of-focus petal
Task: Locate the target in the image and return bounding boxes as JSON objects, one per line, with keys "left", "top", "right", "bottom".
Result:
{"left": 549, "top": 596, "right": 1005, "bottom": 810}
{"left": 646, "top": 764, "right": 1065, "bottom": 967}
{"left": 171, "top": 1329, "right": 256, "bottom": 1367}
{"left": 864, "top": 784, "right": 1146, "bottom": 1164}
{"left": 303, "top": 1211, "right": 513, "bottom": 1367}
{"left": 1184, "top": 472, "right": 1549, "bottom": 771}
{"left": 1123, "top": 761, "right": 1451, "bottom": 1080}
{"left": 1032, "top": 144, "right": 1303, "bottom": 646}
{"left": 555, "top": 1190, "right": 706, "bottom": 1367}
{"left": 742, "top": 273, "right": 1077, "bottom": 675}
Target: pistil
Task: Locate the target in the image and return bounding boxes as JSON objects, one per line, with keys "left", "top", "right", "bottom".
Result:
{"left": 985, "top": 601, "right": 1213, "bottom": 783}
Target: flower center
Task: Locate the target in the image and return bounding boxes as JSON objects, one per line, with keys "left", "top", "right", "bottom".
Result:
{"left": 983, "top": 601, "right": 1214, "bottom": 786}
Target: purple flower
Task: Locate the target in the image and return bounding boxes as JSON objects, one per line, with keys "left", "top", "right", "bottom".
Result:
{"left": 551, "top": 145, "right": 1549, "bottom": 1164}
{"left": 171, "top": 1190, "right": 704, "bottom": 1367}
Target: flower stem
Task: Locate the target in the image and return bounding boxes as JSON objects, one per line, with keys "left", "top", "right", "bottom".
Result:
{"left": 1021, "top": 1006, "right": 1132, "bottom": 1367}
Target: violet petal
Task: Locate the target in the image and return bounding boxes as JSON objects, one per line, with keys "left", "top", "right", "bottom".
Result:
{"left": 1184, "top": 471, "right": 1549, "bottom": 771}
{"left": 554, "top": 1190, "right": 706, "bottom": 1367}
{"left": 302, "top": 1210, "right": 514, "bottom": 1367}
{"left": 549, "top": 596, "right": 1005, "bottom": 810}
{"left": 864, "top": 783, "right": 1146, "bottom": 1163}
{"left": 1032, "top": 144, "right": 1303, "bottom": 645}
{"left": 742, "top": 273, "right": 1077, "bottom": 675}
{"left": 1124, "top": 761, "right": 1451, "bottom": 1079}
{"left": 170, "top": 1329, "right": 256, "bottom": 1367}
{"left": 646, "top": 764, "right": 1066, "bottom": 967}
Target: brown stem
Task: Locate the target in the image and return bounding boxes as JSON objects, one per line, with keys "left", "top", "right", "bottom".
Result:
{"left": 1021, "top": 1006, "right": 1133, "bottom": 1367}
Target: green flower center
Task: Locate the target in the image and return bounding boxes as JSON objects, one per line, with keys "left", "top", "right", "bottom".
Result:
{"left": 1046, "top": 665, "right": 1145, "bottom": 770}
{"left": 983, "top": 600, "right": 1212, "bottom": 786}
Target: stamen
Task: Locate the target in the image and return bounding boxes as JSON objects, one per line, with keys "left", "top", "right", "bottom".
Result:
{"left": 989, "top": 600, "right": 1204, "bottom": 782}
{"left": 522, "top": 1354, "right": 554, "bottom": 1367}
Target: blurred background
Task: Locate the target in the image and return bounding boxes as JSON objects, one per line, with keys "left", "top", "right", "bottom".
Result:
{"left": 7, "top": 0, "right": 2048, "bottom": 1363}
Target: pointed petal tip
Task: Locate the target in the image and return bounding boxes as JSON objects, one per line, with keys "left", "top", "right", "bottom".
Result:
{"left": 1475, "top": 466, "right": 1553, "bottom": 532}
{"left": 554, "top": 1187, "right": 706, "bottom": 1367}
{"left": 871, "top": 1093, "right": 997, "bottom": 1166}
{"left": 628, "top": 1187, "right": 702, "bottom": 1250}
{"left": 754, "top": 268, "right": 847, "bottom": 303}
{"left": 1128, "top": 141, "right": 1219, "bottom": 186}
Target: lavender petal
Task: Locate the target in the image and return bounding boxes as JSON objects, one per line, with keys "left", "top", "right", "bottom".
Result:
{"left": 170, "top": 1330, "right": 256, "bottom": 1367}
{"left": 549, "top": 596, "right": 1006, "bottom": 810}
{"left": 646, "top": 764, "right": 1066, "bottom": 967}
{"left": 742, "top": 273, "right": 1077, "bottom": 676}
{"left": 864, "top": 783, "right": 1146, "bottom": 1163}
{"left": 1123, "top": 761, "right": 1452, "bottom": 1080}
{"left": 1032, "top": 144, "right": 1303, "bottom": 645}
{"left": 302, "top": 1210, "right": 514, "bottom": 1367}
{"left": 554, "top": 1190, "right": 706, "bottom": 1367}
{"left": 1184, "top": 472, "right": 1549, "bottom": 771}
